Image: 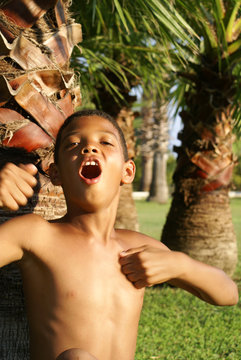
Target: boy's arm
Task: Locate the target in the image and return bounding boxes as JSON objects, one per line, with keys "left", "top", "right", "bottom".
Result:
{"left": 0, "top": 163, "right": 38, "bottom": 210}
{"left": 0, "top": 214, "right": 36, "bottom": 268}
{"left": 119, "top": 243, "right": 238, "bottom": 306}
{"left": 0, "top": 211, "right": 46, "bottom": 268}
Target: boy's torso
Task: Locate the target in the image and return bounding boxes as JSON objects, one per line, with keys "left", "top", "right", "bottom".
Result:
{"left": 19, "top": 219, "right": 145, "bottom": 360}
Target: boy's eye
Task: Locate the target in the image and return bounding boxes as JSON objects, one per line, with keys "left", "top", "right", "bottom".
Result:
{"left": 101, "top": 140, "right": 113, "bottom": 146}
{"left": 66, "top": 142, "right": 79, "bottom": 149}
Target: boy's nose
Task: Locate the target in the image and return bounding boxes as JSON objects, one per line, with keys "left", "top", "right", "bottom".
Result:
{"left": 81, "top": 145, "right": 98, "bottom": 154}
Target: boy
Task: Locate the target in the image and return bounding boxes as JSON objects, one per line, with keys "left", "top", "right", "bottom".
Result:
{"left": 0, "top": 109, "right": 238, "bottom": 360}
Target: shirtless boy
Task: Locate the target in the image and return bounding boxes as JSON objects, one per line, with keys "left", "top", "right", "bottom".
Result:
{"left": 0, "top": 109, "right": 238, "bottom": 360}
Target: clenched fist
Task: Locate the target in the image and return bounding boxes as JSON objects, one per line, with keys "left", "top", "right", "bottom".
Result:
{"left": 119, "top": 245, "right": 180, "bottom": 289}
{"left": 0, "top": 163, "right": 38, "bottom": 211}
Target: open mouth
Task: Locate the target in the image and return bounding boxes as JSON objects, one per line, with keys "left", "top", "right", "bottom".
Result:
{"left": 80, "top": 160, "right": 102, "bottom": 181}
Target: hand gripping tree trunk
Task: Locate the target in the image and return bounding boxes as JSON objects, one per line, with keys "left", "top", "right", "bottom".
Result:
{"left": 0, "top": 1, "right": 82, "bottom": 358}
{"left": 161, "top": 70, "right": 237, "bottom": 276}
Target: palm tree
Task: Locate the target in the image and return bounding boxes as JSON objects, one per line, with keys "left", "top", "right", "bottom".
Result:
{"left": 140, "top": 91, "right": 155, "bottom": 192}
{"left": 139, "top": 89, "right": 169, "bottom": 203}
{"left": 70, "top": 1, "right": 173, "bottom": 230}
{"left": 70, "top": 0, "right": 196, "bottom": 229}
{"left": 148, "top": 99, "right": 169, "bottom": 203}
{"left": 161, "top": 0, "right": 241, "bottom": 275}
{"left": 0, "top": 1, "right": 82, "bottom": 358}
{"left": 0, "top": 0, "right": 82, "bottom": 218}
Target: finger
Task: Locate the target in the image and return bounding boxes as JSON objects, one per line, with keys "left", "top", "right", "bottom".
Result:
{"left": 119, "top": 253, "right": 142, "bottom": 266}
{"left": 18, "top": 164, "right": 38, "bottom": 187}
{"left": 0, "top": 193, "right": 20, "bottom": 211}
{"left": 12, "top": 184, "right": 32, "bottom": 204}
{"left": 133, "top": 279, "right": 149, "bottom": 289}
{"left": 5, "top": 183, "right": 30, "bottom": 207}
{"left": 120, "top": 246, "right": 147, "bottom": 258}
{"left": 119, "top": 255, "right": 131, "bottom": 265}
{"left": 121, "top": 263, "right": 134, "bottom": 274}
{"left": 126, "top": 272, "right": 142, "bottom": 283}
{"left": 15, "top": 179, "right": 35, "bottom": 198}
{"left": 2, "top": 173, "right": 35, "bottom": 199}
{"left": 0, "top": 163, "right": 37, "bottom": 189}
{"left": 19, "top": 163, "right": 38, "bottom": 176}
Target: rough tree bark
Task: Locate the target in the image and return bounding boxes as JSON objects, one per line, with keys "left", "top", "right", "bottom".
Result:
{"left": 161, "top": 76, "right": 237, "bottom": 276}
{"left": 115, "top": 107, "right": 139, "bottom": 231}
{"left": 0, "top": 1, "right": 81, "bottom": 358}
{"left": 140, "top": 94, "right": 154, "bottom": 192}
{"left": 148, "top": 100, "right": 169, "bottom": 203}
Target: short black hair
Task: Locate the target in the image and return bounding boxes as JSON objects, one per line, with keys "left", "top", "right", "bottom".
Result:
{"left": 54, "top": 109, "right": 129, "bottom": 163}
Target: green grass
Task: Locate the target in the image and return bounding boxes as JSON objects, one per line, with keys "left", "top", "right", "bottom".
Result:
{"left": 135, "top": 198, "right": 241, "bottom": 360}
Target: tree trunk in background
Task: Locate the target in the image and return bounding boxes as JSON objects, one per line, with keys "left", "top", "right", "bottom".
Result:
{"left": 161, "top": 73, "right": 237, "bottom": 275}
{"left": 140, "top": 94, "right": 154, "bottom": 192}
{"left": 115, "top": 107, "right": 139, "bottom": 231}
{"left": 148, "top": 100, "right": 169, "bottom": 203}
{"left": 149, "top": 151, "right": 169, "bottom": 203}
{"left": 140, "top": 154, "right": 153, "bottom": 192}
{"left": 0, "top": 1, "right": 81, "bottom": 358}
{"left": 161, "top": 189, "right": 236, "bottom": 275}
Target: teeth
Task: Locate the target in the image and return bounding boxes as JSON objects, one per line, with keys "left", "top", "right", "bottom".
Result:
{"left": 85, "top": 161, "right": 98, "bottom": 166}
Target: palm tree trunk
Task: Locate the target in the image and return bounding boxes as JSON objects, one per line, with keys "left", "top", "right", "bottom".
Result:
{"left": 0, "top": 1, "right": 81, "bottom": 358}
{"left": 139, "top": 93, "right": 154, "bottom": 192}
{"left": 115, "top": 107, "right": 139, "bottom": 231}
{"left": 161, "top": 78, "right": 237, "bottom": 275}
{"left": 162, "top": 188, "right": 237, "bottom": 275}
{"left": 148, "top": 100, "right": 169, "bottom": 203}
{"left": 149, "top": 151, "right": 169, "bottom": 203}
{"left": 140, "top": 154, "right": 153, "bottom": 192}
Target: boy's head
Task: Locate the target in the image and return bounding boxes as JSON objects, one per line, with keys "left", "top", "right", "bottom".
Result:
{"left": 54, "top": 109, "right": 129, "bottom": 164}
{"left": 50, "top": 109, "right": 135, "bottom": 212}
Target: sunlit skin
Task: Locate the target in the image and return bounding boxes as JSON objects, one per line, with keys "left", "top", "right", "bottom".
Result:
{"left": 0, "top": 115, "right": 238, "bottom": 360}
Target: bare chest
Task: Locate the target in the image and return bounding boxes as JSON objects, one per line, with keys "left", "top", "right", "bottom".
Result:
{"left": 21, "top": 235, "right": 145, "bottom": 360}
{"left": 22, "top": 240, "right": 144, "bottom": 321}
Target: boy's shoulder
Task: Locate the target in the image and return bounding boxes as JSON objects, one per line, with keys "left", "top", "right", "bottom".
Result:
{"left": 115, "top": 228, "right": 167, "bottom": 250}
{"left": 2, "top": 213, "right": 51, "bottom": 238}
{"left": 8, "top": 213, "right": 49, "bottom": 227}
{"left": 0, "top": 213, "right": 53, "bottom": 266}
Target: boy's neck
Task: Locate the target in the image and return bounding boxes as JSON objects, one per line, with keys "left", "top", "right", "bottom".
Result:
{"left": 60, "top": 197, "right": 119, "bottom": 244}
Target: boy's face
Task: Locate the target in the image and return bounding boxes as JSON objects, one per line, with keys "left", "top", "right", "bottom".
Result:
{"left": 50, "top": 115, "right": 135, "bottom": 212}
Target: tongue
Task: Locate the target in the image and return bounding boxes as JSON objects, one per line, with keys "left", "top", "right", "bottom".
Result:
{"left": 81, "top": 165, "right": 101, "bottom": 179}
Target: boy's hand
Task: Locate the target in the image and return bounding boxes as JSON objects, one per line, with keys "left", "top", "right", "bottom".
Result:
{"left": 119, "top": 245, "right": 180, "bottom": 289}
{"left": 0, "top": 163, "right": 38, "bottom": 211}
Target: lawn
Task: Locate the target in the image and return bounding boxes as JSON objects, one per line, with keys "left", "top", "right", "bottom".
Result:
{"left": 135, "top": 198, "right": 241, "bottom": 360}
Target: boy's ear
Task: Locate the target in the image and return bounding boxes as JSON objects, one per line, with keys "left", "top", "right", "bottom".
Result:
{"left": 49, "top": 163, "right": 62, "bottom": 186}
{"left": 121, "top": 159, "right": 136, "bottom": 185}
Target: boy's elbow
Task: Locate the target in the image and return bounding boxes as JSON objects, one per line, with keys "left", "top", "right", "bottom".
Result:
{"left": 228, "top": 283, "right": 239, "bottom": 306}
{"left": 218, "top": 282, "right": 239, "bottom": 306}
{"left": 204, "top": 280, "right": 239, "bottom": 306}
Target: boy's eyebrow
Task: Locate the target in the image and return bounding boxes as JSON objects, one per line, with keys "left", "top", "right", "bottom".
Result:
{"left": 61, "top": 130, "right": 119, "bottom": 142}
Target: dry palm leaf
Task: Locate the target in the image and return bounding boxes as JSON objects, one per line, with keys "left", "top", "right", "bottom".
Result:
{"left": 0, "top": 0, "right": 82, "bottom": 171}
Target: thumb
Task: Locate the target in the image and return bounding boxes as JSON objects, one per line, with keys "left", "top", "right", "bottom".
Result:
{"left": 19, "top": 163, "right": 38, "bottom": 175}
{"left": 120, "top": 245, "right": 147, "bottom": 257}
